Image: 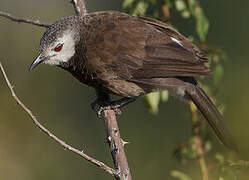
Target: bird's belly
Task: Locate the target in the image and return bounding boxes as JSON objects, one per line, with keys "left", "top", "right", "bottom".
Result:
{"left": 69, "top": 70, "right": 145, "bottom": 97}
{"left": 102, "top": 79, "right": 146, "bottom": 98}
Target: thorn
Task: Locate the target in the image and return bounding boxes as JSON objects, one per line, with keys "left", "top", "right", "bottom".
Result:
{"left": 107, "top": 136, "right": 112, "bottom": 142}
{"left": 121, "top": 139, "right": 131, "bottom": 146}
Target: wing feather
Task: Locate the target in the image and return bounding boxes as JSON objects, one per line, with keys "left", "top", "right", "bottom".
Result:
{"left": 85, "top": 11, "right": 212, "bottom": 81}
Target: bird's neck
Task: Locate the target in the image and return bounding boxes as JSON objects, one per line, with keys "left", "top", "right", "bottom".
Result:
{"left": 59, "top": 49, "right": 90, "bottom": 84}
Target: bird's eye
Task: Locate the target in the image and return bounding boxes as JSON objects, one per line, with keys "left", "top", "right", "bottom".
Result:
{"left": 54, "top": 44, "right": 63, "bottom": 52}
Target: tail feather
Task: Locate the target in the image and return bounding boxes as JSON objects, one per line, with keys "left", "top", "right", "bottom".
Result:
{"left": 186, "top": 85, "right": 238, "bottom": 152}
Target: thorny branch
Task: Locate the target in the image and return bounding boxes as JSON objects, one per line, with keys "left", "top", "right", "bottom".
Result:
{"left": 96, "top": 91, "right": 132, "bottom": 180}
{"left": 103, "top": 109, "right": 132, "bottom": 180}
{"left": 0, "top": 62, "right": 117, "bottom": 177}
{"left": 0, "top": 11, "right": 49, "bottom": 28}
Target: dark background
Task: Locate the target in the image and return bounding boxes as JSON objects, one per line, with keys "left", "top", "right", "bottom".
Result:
{"left": 0, "top": 0, "right": 248, "bottom": 179}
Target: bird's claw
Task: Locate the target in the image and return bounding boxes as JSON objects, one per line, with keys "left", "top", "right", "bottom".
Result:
{"left": 91, "top": 100, "right": 122, "bottom": 117}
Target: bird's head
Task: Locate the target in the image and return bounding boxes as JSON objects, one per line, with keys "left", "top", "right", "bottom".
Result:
{"left": 29, "top": 16, "right": 80, "bottom": 71}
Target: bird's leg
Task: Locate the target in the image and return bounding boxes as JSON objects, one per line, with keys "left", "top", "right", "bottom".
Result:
{"left": 110, "top": 97, "right": 136, "bottom": 109}
{"left": 92, "top": 97, "right": 136, "bottom": 116}
{"left": 91, "top": 90, "right": 136, "bottom": 116}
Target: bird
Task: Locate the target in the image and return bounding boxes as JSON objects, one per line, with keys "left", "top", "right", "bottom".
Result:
{"left": 29, "top": 10, "right": 237, "bottom": 151}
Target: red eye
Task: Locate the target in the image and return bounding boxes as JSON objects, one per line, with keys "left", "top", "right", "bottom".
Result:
{"left": 54, "top": 44, "right": 63, "bottom": 52}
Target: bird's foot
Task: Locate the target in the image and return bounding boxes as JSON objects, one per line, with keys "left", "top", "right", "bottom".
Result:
{"left": 91, "top": 100, "right": 122, "bottom": 117}
{"left": 91, "top": 97, "right": 136, "bottom": 117}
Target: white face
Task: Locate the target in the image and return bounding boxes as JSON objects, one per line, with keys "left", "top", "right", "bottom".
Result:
{"left": 43, "top": 30, "right": 76, "bottom": 65}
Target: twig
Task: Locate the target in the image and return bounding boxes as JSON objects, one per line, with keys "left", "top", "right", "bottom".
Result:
{"left": 96, "top": 91, "right": 132, "bottom": 180}
{"left": 195, "top": 136, "right": 208, "bottom": 180}
{"left": 70, "top": 0, "right": 88, "bottom": 16}
{"left": 191, "top": 103, "right": 209, "bottom": 180}
{"left": 104, "top": 110, "right": 132, "bottom": 179}
{"left": 0, "top": 11, "right": 49, "bottom": 28}
{"left": 0, "top": 62, "right": 116, "bottom": 177}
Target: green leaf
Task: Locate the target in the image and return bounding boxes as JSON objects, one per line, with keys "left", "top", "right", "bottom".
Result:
{"left": 215, "top": 153, "right": 225, "bottom": 164}
{"left": 175, "top": 0, "right": 187, "bottom": 12}
{"left": 214, "top": 64, "right": 224, "bottom": 85}
{"left": 181, "top": 10, "right": 191, "bottom": 18}
{"left": 195, "top": 7, "right": 209, "bottom": 42}
{"left": 161, "top": 90, "right": 169, "bottom": 102}
{"left": 132, "top": 2, "right": 149, "bottom": 16}
{"left": 171, "top": 170, "right": 192, "bottom": 180}
{"left": 204, "top": 140, "right": 212, "bottom": 152}
{"left": 145, "top": 92, "right": 161, "bottom": 114}
{"left": 187, "top": 0, "right": 197, "bottom": 15}
{"left": 122, "top": 0, "right": 134, "bottom": 9}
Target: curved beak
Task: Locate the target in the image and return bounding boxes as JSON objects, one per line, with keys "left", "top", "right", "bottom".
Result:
{"left": 29, "top": 54, "right": 47, "bottom": 71}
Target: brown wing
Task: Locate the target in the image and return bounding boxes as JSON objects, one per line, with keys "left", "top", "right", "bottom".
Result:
{"left": 84, "top": 11, "right": 211, "bottom": 81}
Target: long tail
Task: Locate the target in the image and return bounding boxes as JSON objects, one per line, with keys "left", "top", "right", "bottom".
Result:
{"left": 186, "top": 85, "right": 238, "bottom": 152}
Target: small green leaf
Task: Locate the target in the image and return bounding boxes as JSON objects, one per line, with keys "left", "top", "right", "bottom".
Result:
{"left": 190, "top": 102, "right": 197, "bottom": 113}
{"left": 215, "top": 153, "right": 225, "bottom": 164}
{"left": 171, "top": 170, "right": 192, "bottom": 180}
{"left": 204, "top": 140, "right": 212, "bottom": 152}
{"left": 187, "top": 0, "right": 197, "bottom": 15}
{"left": 218, "top": 103, "right": 226, "bottom": 115}
{"left": 175, "top": 0, "right": 187, "bottom": 12}
{"left": 161, "top": 90, "right": 169, "bottom": 102}
{"left": 212, "top": 54, "right": 220, "bottom": 63}
{"left": 145, "top": 92, "right": 161, "bottom": 114}
{"left": 195, "top": 7, "right": 209, "bottom": 42}
{"left": 214, "top": 64, "right": 224, "bottom": 85}
{"left": 132, "top": 2, "right": 148, "bottom": 16}
{"left": 122, "top": 0, "right": 134, "bottom": 9}
{"left": 181, "top": 10, "right": 191, "bottom": 18}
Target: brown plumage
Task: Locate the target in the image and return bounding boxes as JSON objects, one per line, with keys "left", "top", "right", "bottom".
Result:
{"left": 30, "top": 11, "right": 237, "bottom": 151}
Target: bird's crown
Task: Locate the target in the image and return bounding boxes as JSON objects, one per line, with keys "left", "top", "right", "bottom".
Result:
{"left": 30, "top": 16, "right": 81, "bottom": 70}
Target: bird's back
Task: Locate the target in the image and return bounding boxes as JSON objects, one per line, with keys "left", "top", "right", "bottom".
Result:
{"left": 67, "top": 11, "right": 211, "bottom": 97}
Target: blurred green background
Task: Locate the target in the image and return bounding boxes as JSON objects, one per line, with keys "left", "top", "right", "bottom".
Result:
{"left": 0, "top": 0, "right": 249, "bottom": 179}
